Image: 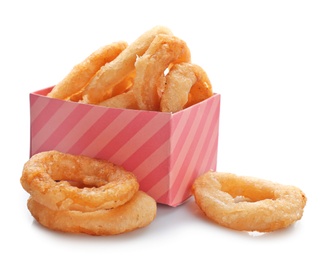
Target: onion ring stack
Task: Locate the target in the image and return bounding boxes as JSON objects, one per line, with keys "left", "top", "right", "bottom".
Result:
{"left": 46, "top": 25, "right": 213, "bottom": 112}
{"left": 192, "top": 171, "right": 307, "bottom": 232}
{"left": 21, "top": 150, "right": 157, "bottom": 235}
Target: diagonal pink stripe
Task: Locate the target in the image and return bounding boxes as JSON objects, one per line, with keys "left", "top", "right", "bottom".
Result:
{"left": 139, "top": 157, "right": 170, "bottom": 192}
{"left": 171, "top": 98, "right": 219, "bottom": 204}
{"left": 35, "top": 104, "right": 93, "bottom": 154}
{"left": 29, "top": 94, "right": 48, "bottom": 116}
{"left": 169, "top": 105, "right": 203, "bottom": 181}
{"left": 31, "top": 98, "right": 65, "bottom": 138}
{"left": 170, "top": 98, "right": 215, "bottom": 202}
{"left": 156, "top": 187, "right": 170, "bottom": 205}
{"left": 178, "top": 97, "right": 220, "bottom": 203}
{"left": 119, "top": 113, "right": 183, "bottom": 174}
{"left": 147, "top": 95, "right": 220, "bottom": 205}
{"left": 138, "top": 107, "right": 199, "bottom": 201}
{"left": 134, "top": 111, "right": 189, "bottom": 182}
{"left": 110, "top": 113, "right": 171, "bottom": 166}
{"left": 79, "top": 109, "right": 140, "bottom": 158}
{"left": 198, "top": 115, "right": 220, "bottom": 171}
{"left": 147, "top": 175, "right": 170, "bottom": 204}
{"left": 131, "top": 138, "right": 170, "bottom": 182}
{"left": 119, "top": 119, "right": 171, "bottom": 170}
{"left": 95, "top": 112, "right": 158, "bottom": 159}
{"left": 31, "top": 101, "right": 78, "bottom": 154}
{"left": 53, "top": 105, "right": 116, "bottom": 152}
{"left": 67, "top": 108, "right": 125, "bottom": 156}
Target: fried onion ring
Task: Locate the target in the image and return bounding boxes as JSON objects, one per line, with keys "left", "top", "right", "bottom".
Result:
{"left": 98, "top": 90, "right": 139, "bottom": 109}
{"left": 133, "top": 34, "right": 191, "bottom": 111}
{"left": 47, "top": 42, "right": 128, "bottom": 100}
{"left": 82, "top": 25, "right": 173, "bottom": 104}
{"left": 192, "top": 171, "right": 307, "bottom": 232}
{"left": 160, "top": 63, "right": 213, "bottom": 112}
{"left": 20, "top": 150, "right": 139, "bottom": 212}
{"left": 27, "top": 191, "right": 157, "bottom": 236}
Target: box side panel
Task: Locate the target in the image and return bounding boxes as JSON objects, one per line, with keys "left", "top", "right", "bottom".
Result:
{"left": 168, "top": 94, "right": 221, "bottom": 206}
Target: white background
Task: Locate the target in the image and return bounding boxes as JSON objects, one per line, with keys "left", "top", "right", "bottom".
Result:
{"left": 1, "top": 0, "right": 326, "bottom": 259}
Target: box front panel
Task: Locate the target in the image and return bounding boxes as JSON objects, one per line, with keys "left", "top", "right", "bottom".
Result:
{"left": 30, "top": 89, "right": 220, "bottom": 206}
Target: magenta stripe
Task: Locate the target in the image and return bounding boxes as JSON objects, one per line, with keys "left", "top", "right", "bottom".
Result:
{"left": 35, "top": 105, "right": 93, "bottom": 153}
{"left": 121, "top": 120, "right": 171, "bottom": 171}
{"left": 67, "top": 108, "right": 124, "bottom": 155}
{"left": 169, "top": 105, "right": 202, "bottom": 173}
{"left": 132, "top": 138, "right": 170, "bottom": 182}
{"left": 95, "top": 112, "right": 158, "bottom": 159}
{"left": 31, "top": 102, "right": 80, "bottom": 154}
{"left": 174, "top": 97, "right": 219, "bottom": 201}
{"left": 198, "top": 115, "right": 220, "bottom": 171}
{"left": 170, "top": 99, "right": 215, "bottom": 201}
{"left": 139, "top": 156, "right": 170, "bottom": 191}
{"left": 143, "top": 107, "right": 200, "bottom": 202}
{"left": 53, "top": 106, "right": 111, "bottom": 152}
{"left": 31, "top": 99, "right": 65, "bottom": 138}
{"left": 170, "top": 107, "right": 200, "bottom": 165}
{"left": 157, "top": 189, "right": 170, "bottom": 205}
{"left": 197, "top": 99, "right": 220, "bottom": 172}
{"left": 29, "top": 93, "right": 38, "bottom": 107}
{"left": 109, "top": 113, "right": 171, "bottom": 166}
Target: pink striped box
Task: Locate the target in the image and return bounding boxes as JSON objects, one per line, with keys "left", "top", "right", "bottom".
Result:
{"left": 29, "top": 87, "right": 220, "bottom": 207}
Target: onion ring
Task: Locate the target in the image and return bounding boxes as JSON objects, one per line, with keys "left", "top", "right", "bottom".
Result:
{"left": 160, "top": 63, "right": 213, "bottom": 112}
{"left": 82, "top": 25, "right": 173, "bottom": 104}
{"left": 192, "top": 171, "right": 307, "bottom": 232}
{"left": 27, "top": 191, "right": 157, "bottom": 236}
{"left": 98, "top": 90, "right": 139, "bottom": 109}
{"left": 20, "top": 150, "right": 139, "bottom": 212}
{"left": 47, "top": 42, "right": 128, "bottom": 100}
{"left": 133, "top": 34, "right": 191, "bottom": 111}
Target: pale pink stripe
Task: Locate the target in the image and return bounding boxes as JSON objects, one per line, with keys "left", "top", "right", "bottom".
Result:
{"left": 95, "top": 112, "right": 159, "bottom": 159}
{"left": 81, "top": 110, "right": 143, "bottom": 157}
{"left": 31, "top": 99, "right": 65, "bottom": 138}
{"left": 109, "top": 113, "right": 171, "bottom": 165}
{"left": 30, "top": 95, "right": 51, "bottom": 123}
{"left": 133, "top": 138, "right": 170, "bottom": 181}
{"left": 53, "top": 106, "right": 110, "bottom": 152}
{"left": 198, "top": 118, "right": 219, "bottom": 172}
{"left": 139, "top": 157, "right": 170, "bottom": 195}
{"left": 146, "top": 174, "right": 169, "bottom": 203}
{"left": 34, "top": 104, "right": 92, "bottom": 154}
{"left": 171, "top": 98, "right": 218, "bottom": 204}
{"left": 196, "top": 97, "right": 220, "bottom": 173}
{"left": 169, "top": 106, "right": 203, "bottom": 184}
{"left": 153, "top": 95, "right": 220, "bottom": 205}
{"left": 68, "top": 108, "right": 125, "bottom": 156}
{"left": 144, "top": 108, "right": 202, "bottom": 201}
{"left": 133, "top": 111, "right": 190, "bottom": 182}
{"left": 31, "top": 102, "right": 77, "bottom": 154}
{"left": 119, "top": 119, "right": 172, "bottom": 171}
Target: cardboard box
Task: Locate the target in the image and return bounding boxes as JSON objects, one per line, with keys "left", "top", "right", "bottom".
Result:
{"left": 29, "top": 87, "right": 220, "bottom": 206}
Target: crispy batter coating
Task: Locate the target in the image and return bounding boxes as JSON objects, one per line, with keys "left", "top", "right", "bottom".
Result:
{"left": 21, "top": 150, "right": 139, "bottom": 212}
{"left": 47, "top": 42, "right": 127, "bottom": 100}
{"left": 133, "top": 34, "right": 191, "bottom": 111}
{"left": 160, "top": 63, "right": 213, "bottom": 112}
{"left": 98, "top": 90, "right": 139, "bottom": 109}
{"left": 192, "top": 171, "right": 307, "bottom": 232}
{"left": 82, "top": 25, "right": 173, "bottom": 104}
{"left": 27, "top": 191, "right": 157, "bottom": 236}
